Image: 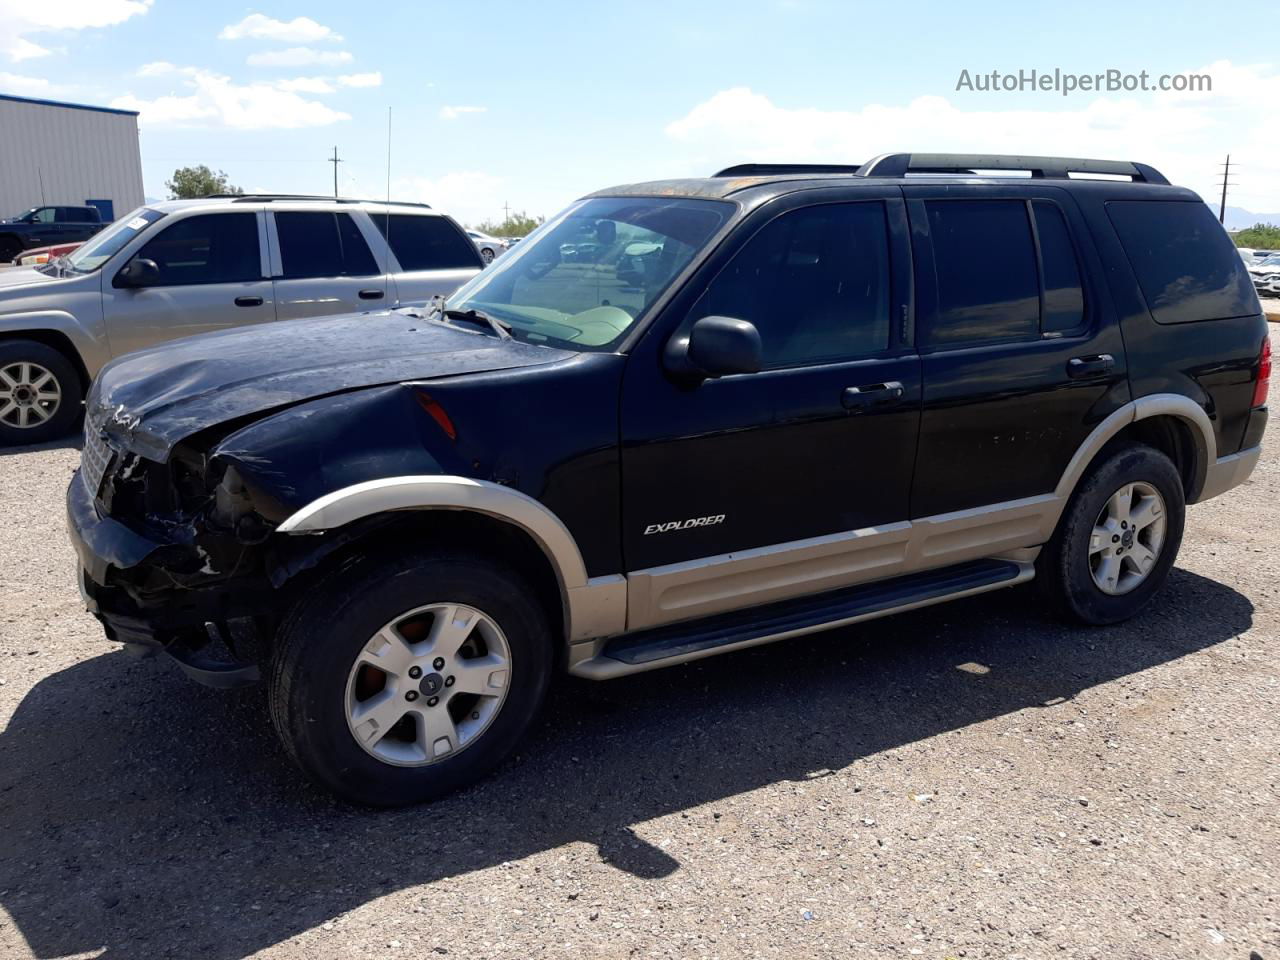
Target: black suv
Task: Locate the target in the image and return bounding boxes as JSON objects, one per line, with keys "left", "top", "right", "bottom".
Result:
{"left": 0, "top": 205, "right": 105, "bottom": 262}
{"left": 68, "top": 153, "right": 1268, "bottom": 805}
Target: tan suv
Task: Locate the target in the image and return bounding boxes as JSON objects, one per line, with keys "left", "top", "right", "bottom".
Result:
{"left": 0, "top": 195, "right": 482, "bottom": 444}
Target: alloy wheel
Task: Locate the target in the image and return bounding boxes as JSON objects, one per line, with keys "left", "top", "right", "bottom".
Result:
{"left": 344, "top": 602, "right": 512, "bottom": 767}
{"left": 0, "top": 361, "right": 61, "bottom": 430}
{"left": 1088, "top": 481, "right": 1167, "bottom": 595}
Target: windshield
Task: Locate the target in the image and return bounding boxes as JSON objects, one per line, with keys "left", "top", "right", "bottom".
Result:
{"left": 1260, "top": 254, "right": 1280, "bottom": 267}
{"left": 63, "top": 207, "right": 166, "bottom": 272}
{"left": 445, "top": 196, "right": 733, "bottom": 349}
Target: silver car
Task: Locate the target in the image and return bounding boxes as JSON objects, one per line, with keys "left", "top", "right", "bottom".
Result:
{"left": 0, "top": 196, "right": 483, "bottom": 443}
{"left": 466, "top": 230, "right": 510, "bottom": 264}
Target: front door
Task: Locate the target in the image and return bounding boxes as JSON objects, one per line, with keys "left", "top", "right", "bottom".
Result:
{"left": 102, "top": 211, "right": 276, "bottom": 357}
{"left": 620, "top": 191, "right": 921, "bottom": 627}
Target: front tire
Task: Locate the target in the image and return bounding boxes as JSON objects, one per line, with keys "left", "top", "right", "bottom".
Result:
{"left": 1037, "top": 443, "right": 1185, "bottom": 625}
{"left": 0, "top": 340, "right": 84, "bottom": 445}
{"left": 481, "top": 247, "right": 496, "bottom": 264}
{"left": 269, "top": 550, "right": 553, "bottom": 806}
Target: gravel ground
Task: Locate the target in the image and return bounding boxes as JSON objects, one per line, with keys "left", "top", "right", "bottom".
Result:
{"left": 1, "top": 437, "right": 1277, "bottom": 960}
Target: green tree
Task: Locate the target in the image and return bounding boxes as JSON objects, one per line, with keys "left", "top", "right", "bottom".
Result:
{"left": 165, "top": 165, "right": 244, "bottom": 199}
{"left": 1233, "top": 223, "right": 1280, "bottom": 249}
{"left": 472, "top": 211, "right": 544, "bottom": 238}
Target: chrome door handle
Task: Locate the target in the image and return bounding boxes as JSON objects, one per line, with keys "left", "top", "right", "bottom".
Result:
{"left": 842, "top": 381, "right": 905, "bottom": 412}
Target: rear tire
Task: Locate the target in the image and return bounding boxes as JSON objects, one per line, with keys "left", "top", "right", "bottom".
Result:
{"left": 0, "top": 236, "right": 21, "bottom": 264}
{"left": 269, "top": 549, "right": 554, "bottom": 806}
{"left": 1037, "top": 443, "right": 1185, "bottom": 625}
{"left": 0, "top": 340, "right": 83, "bottom": 445}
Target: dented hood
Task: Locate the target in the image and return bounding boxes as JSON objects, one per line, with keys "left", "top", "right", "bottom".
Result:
{"left": 88, "top": 309, "right": 571, "bottom": 461}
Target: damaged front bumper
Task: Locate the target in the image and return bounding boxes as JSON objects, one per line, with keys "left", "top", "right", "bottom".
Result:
{"left": 66, "top": 469, "right": 265, "bottom": 687}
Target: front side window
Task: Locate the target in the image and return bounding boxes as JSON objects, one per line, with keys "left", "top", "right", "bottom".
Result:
{"left": 1108, "top": 200, "right": 1258, "bottom": 324}
{"left": 276, "top": 211, "right": 379, "bottom": 278}
{"left": 447, "top": 196, "right": 732, "bottom": 349}
{"left": 922, "top": 199, "right": 1040, "bottom": 347}
{"left": 374, "top": 214, "right": 480, "bottom": 271}
{"left": 128, "top": 212, "right": 260, "bottom": 286}
{"left": 692, "top": 202, "right": 892, "bottom": 368}
{"left": 63, "top": 207, "right": 166, "bottom": 273}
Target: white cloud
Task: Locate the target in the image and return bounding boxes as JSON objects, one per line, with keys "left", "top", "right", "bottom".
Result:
{"left": 276, "top": 76, "right": 335, "bottom": 94}
{"left": 0, "top": 0, "right": 152, "bottom": 63}
{"left": 664, "top": 67, "right": 1280, "bottom": 212}
{"left": 247, "top": 47, "right": 353, "bottom": 68}
{"left": 394, "top": 171, "right": 505, "bottom": 226}
{"left": 439, "top": 104, "right": 486, "bottom": 120}
{"left": 136, "top": 60, "right": 178, "bottom": 77}
{"left": 338, "top": 71, "right": 382, "bottom": 88}
{"left": 0, "top": 71, "right": 54, "bottom": 95}
{"left": 219, "top": 13, "right": 341, "bottom": 44}
{"left": 111, "top": 67, "right": 349, "bottom": 129}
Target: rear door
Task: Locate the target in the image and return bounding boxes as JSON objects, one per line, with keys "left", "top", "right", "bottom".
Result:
{"left": 268, "top": 210, "right": 390, "bottom": 320}
{"left": 371, "top": 212, "right": 483, "bottom": 304}
{"left": 102, "top": 210, "right": 276, "bottom": 356}
{"left": 903, "top": 184, "right": 1129, "bottom": 517}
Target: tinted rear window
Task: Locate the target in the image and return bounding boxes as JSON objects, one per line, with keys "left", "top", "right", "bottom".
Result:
{"left": 1107, "top": 200, "right": 1258, "bottom": 324}
{"left": 1033, "top": 200, "right": 1086, "bottom": 336}
{"left": 373, "top": 214, "right": 481, "bottom": 271}
{"left": 923, "top": 199, "right": 1040, "bottom": 347}
{"left": 277, "top": 212, "right": 379, "bottom": 278}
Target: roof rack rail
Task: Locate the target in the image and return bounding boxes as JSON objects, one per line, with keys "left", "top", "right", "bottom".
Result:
{"left": 712, "top": 163, "right": 864, "bottom": 178}
{"left": 855, "top": 153, "right": 1169, "bottom": 184}
{"left": 203, "top": 194, "right": 433, "bottom": 208}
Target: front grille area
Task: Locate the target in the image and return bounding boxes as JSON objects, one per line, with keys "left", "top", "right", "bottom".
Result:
{"left": 81, "top": 428, "right": 114, "bottom": 497}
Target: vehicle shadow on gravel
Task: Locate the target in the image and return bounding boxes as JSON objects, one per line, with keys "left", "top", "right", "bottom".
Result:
{"left": 0, "top": 434, "right": 81, "bottom": 458}
{"left": 0, "top": 568, "right": 1252, "bottom": 958}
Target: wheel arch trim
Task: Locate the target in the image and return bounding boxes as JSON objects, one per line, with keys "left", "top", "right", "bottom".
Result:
{"left": 275, "top": 475, "right": 627, "bottom": 642}
{"left": 1054, "top": 393, "right": 1216, "bottom": 504}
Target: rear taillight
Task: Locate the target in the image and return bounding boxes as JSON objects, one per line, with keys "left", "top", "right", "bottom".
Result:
{"left": 1253, "top": 335, "right": 1271, "bottom": 408}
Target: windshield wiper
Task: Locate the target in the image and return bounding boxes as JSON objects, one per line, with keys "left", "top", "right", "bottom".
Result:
{"left": 442, "top": 307, "right": 512, "bottom": 340}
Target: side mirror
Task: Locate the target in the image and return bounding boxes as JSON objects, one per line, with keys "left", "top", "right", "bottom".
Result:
{"left": 114, "top": 258, "right": 160, "bottom": 289}
{"left": 666, "top": 315, "right": 762, "bottom": 380}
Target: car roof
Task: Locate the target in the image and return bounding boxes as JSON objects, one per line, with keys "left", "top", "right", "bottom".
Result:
{"left": 144, "top": 196, "right": 448, "bottom": 216}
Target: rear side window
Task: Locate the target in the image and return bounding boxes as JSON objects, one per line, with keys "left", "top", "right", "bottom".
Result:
{"left": 1033, "top": 201, "right": 1086, "bottom": 335}
{"left": 1107, "top": 200, "right": 1258, "bottom": 324}
{"left": 373, "top": 214, "right": 481, "bottom": 271}
{"left": 695, "top": 201, "right": 891, "bottom": 368}
{"left": 276, "top": 212, "right": 379, "bottom": 278}
{"left": 922, "top": 200, "right": 1040, "bottom": 347}
{"left": 131, "top": 213, "right": 260, "bottom": 286}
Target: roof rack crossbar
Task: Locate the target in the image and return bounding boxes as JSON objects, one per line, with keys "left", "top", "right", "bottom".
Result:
{"left": 855, "top": 153, "right": 1169, "bottom": 184}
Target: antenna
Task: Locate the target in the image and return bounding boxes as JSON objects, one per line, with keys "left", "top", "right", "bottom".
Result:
{"left": 383, "top": 107, "right": 395, "bottom": 305}
{"left": 1217, "top": 154, "right": 1236, "bottom": 224}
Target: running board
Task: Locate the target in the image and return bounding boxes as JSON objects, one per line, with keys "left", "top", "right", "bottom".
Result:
{"left": 570, "top": 558, "right": 1034, "bottom": 679}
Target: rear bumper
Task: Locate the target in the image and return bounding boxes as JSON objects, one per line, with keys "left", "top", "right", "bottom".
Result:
{"left": 1198, "top": 443, "right": 1262, "bottom": 502}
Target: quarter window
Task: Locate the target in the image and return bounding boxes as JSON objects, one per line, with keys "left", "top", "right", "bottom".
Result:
{"left": 1107, "top": 200, "right": 1257, "bottom": 324}
{"left": 373, "top": 214, "right": 482, "bottom": 271}
{"left": 922, "top": 200, "right": 1040, "bottom": 347}
{"left": 693, "top": 202, "right": 892, "bottom": 368}
{"left": 276, "top": 212, "right": 380, "bottom": 278}
{"left": 129, "top": 213, "right": 261, "bottom": 286}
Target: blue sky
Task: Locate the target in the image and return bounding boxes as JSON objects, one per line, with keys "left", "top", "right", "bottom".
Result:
{"left": 2, "top": 0, "right": 1278, "bottom": 225}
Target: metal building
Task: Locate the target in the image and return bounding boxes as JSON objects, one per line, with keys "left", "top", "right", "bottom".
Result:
{"left": 0, "top": 94, "right": 145, "bottom": 223}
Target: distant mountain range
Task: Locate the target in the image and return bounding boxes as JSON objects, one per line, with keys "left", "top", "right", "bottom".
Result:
{"left": 1218, "top": 205, "right": 1280, "bottom": 231}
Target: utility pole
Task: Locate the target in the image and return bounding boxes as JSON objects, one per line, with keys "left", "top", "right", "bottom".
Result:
{"left": 502, "top": 200, "right": 512, "bottom": 223}
{"left": 329, "top": 146, "right": 343, "bottom": 198}
{"left": 1218, "top": 154, "right": 1233, "bottom": 224}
